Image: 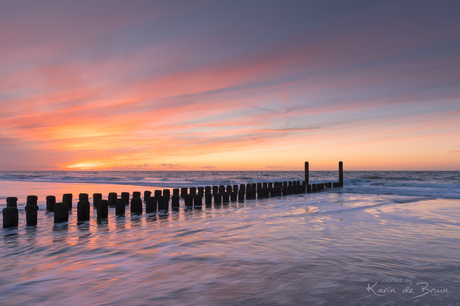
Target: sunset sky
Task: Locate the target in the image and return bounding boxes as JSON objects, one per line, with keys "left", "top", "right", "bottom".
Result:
{"left": 1, "top": 0, "right": 459, "bottom": 171}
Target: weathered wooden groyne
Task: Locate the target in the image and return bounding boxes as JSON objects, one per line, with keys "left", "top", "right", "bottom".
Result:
{"left": 2, "top": 161, "right": 344, "bottom": 228}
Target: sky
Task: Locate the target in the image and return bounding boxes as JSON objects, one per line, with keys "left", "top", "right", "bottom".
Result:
{"left": 1, "top": 0, "right": 459, "bottom": 171}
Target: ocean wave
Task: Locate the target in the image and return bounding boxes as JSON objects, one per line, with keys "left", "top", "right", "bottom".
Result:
{"left": 0, "top": 171, "right": 459, "bottom": 199}
{"left": 341, "top": 186, "right": 460, "bottom": 200}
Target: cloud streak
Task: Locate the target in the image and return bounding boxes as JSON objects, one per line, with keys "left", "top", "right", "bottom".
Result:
{"left": 1, "top": 1, "right": 459, "bottom": 170}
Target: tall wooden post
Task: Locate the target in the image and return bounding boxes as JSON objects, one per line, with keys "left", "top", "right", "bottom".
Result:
{"left": 3, "top": 197, "right": 18, "bottom": 228}
{"left": 194, "top": 195, "right": 202, "bottom": 208}
{"left": 54, "top": 202, "right": 69, "bottom": 223}
{"left": 63, "top": 193, "right": 73, "bottom": 211}
{"left": 121, "top": 192, "right": 130, "bottom": 205}
{"left": 197, "top": 187, "right": 204, "bottom": 197}
{"left": 185, "top": 194, "right": 193, "bottom": 208}
{"left": 173, "top": 189, "right": 180, "bottom": 197}
{"left": 131, "top": 198, "right": 143, "bottom": 214}
{"left": 172, "top": 195, "right": 180, "bottom": 211}
{"left": 158, "top": 196, "right": 169, "bottom": 212}
{"left": 115, "top": 199, "right": 125, "bottom": 215}
{"left": 144, "top": 191, "right": 152, "bottom": 202}
{"left": 305, "top": 161, "right": 309, "bottom": 185}
{"left": 146, "top": 197, "right": 158, "bottom": 213}
{"left": 93, "top": 193, "right": 102, "bottom": 207}
{"left": 339, "top": 161, "right": 343, "bottom": 187}
{"left": 181, "top": 188, "right": 188, "bottom": 198}
{"left": 108, "top": 192, "right": 117, "bottom": 206}
{"left": 26, "top": 195, "right": 39, "bottom": 226}
{"left": 46, "top": 195, "right": 56, "bottom": 211}
{"left": 77, "top": 200, "right": 90, "bottom": 221}
{"left": 97, "top": 200, "right": 109, "bottom": 220}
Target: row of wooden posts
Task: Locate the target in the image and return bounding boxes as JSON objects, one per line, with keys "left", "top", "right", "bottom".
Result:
{"left": 2, "top": 161, "right": 344, "bottom": 228}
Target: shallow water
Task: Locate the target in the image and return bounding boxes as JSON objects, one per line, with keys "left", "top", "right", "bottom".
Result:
{"left": 1, "top": 171, "right": 460, "bottom": 305}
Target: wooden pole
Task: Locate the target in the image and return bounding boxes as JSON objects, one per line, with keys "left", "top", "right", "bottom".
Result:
{"left": 146, "top": 197, "right": 158, "bottom": 213}
{"left": 158, "top": 196, "right": 169, "bottom": 212}
{"left": 54, "top": 202, "right": 69, "bottom": 223}
{"left": 238, "top": 189, "right": 245, "bottom": 202}
{"left": 27, "top": 195, "right": 38, "bottom": 206}
{"left": 197, "top": 187, "right": 204, "bottom": 197}
{"left": 46, "top": 195, "right": 56, "bottom": 211}
{"left": 77, "top": 200, "right": 90, "bottom": 221}
{"left": 305, "top": 161, "right": 309, "bottom": 186}
{"left": 133, "top": 191, "right": 141, "bottom": 199}
{"left": 194, "top": 195, "right": 202, "bottom": 208}
{"left": 131, "top": 198, "right": 143, "bottom": 214}
{"left": 3, "top": 198, "right": 18, "bottom": 227}
{"left": 62, "top": 193, "right": 73, "bottom": 211}
{"left": 214, "top": 193, "right": 222, "bottom": 205}
{"left": 26, "top": 195, "right": 39, "bottom": 226}
{"left": 205, "top": 193, "right": 213, "bottom": 206}
{"left": 339, "top": 161, "right": 343, "bottom": 187}
{"left": 185, "top": 194, "right": 193, "bottom": 208}
{"left": 3, "top": 207, "right": 18, "bottom": 228}
{"left": 93, "top": 193, "right": 102, "bottom": 207}
{"left": 7, "top": 197, "right": 18, "bottom": 207}
{"left": 173, "top": 189, "right": 180, "bottom": 197}
{"left": 121, "top": 192, "right": 130, "bottom": 204}
{"left": 144, "top": 191, "right": 151, "bottom": 202}
{"left": 108, "top": 192, "right": 117, "bottom": 206}
{"left": 181, "top": 188, "right": 188, "bottom": 198}
{"left": 222, "top": 192, "right": 229, "bottom": 204}
{"left": 115, "top": 199, "right": 125, "bottom": 215}
{"left": 97, "top": 200, "right": 109, "bottom": 220}
{"left": 172, "top": 195, "right": 180, "bottom": 211}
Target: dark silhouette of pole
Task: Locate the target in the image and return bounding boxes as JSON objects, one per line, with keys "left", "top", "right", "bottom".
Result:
{"left": 3, "top": 197, "right": 18, "bottom": 228}
{"left": 77, "top": 200, "right": 90, "bottom": 222}
{"left": 305, "top": 161, "right": 309, "bottom": 185}
{"left": 26, "top": 195, "right": 38, "bottom": 226}
{"left": 97, "top": 200, "right": 109, "bottom": 221}
{"left": 46, "top": 195, "right": 56, "bottom": 211}
{"left": 339, "top": 161, "right": 343, "bottom": 187}
{"left": 116, "top": 199, "right": 125, "bottom": 215}
{"left": 54, "top": 202, "right": 69, "bottom": 223}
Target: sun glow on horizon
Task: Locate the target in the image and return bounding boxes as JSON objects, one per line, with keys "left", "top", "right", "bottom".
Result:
{"left": 66, "top": 162, "right": 107, "bottom": 170}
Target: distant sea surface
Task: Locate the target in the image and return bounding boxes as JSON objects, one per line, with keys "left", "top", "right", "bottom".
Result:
{"left": 1, "top": 171, "right": 460, "bottom": 305}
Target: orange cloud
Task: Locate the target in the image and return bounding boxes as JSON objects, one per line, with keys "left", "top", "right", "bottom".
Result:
{"left": 1, "top": 1, "right": 460, "bottom": 170}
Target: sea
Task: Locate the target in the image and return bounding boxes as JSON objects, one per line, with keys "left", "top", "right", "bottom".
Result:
{"left": 1, "top": 171, "right": 459, "bottom": 305}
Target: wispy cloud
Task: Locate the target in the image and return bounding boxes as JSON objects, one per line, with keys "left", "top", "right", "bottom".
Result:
{"left": 1, "top": 1, "right": 459, "bottom": 170}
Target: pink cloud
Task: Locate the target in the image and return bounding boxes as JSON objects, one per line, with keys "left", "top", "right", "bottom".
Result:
{"left": 1, "top": 1, "right": 459, "bottom": 170}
